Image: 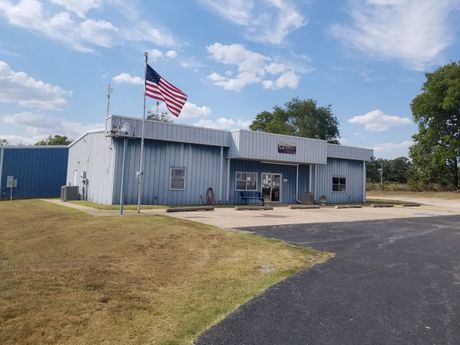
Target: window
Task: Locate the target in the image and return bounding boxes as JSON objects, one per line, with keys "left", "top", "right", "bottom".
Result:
{"left": 235, "top": 171, "right": 258, "bottom": 191}
{"left": 332, "top": 177, "right": 346, "bottom": 192}
{"left": 170, "top": 168, "right": 186, "bottom": 190}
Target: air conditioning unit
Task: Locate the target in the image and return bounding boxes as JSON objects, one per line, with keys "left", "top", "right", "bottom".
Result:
{"left": 61, "top": 186, "right": 79, "bottom": 201}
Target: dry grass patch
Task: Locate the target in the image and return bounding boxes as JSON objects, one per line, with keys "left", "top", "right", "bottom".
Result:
{"left": 368, "top": 191, "right": 460, "bottom": 200}
{"left": 69, "top": 200, "right": 166, "bottom": 210}
{"left": 0, "top": 200, "right": 331, "bottom": 345}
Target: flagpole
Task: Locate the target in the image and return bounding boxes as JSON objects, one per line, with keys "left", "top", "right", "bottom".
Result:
{"left": 137, "top": 52, "right": 148, "bottom": 213}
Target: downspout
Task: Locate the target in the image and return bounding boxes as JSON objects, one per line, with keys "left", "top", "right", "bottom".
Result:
{"left": 0, "top": 147, "right": 4, "bottom": 197}
{"left": 226, "top": 158, "right": 231, "bottom": 203}
{"left": 219, "top": 146, "right": 224, "bottom": 203}
{"left": 296, "top": 164, "right": 299, "bottom": 202}
{"left": 363, "top": 161, "right": 366, "bottom": 203}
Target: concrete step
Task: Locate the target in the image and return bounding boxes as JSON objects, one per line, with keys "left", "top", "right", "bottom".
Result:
{"left": 235, "top": 205, "right": 273, "bottom": 211}
{"left": 370, "top": 204, "right": 394, "bottom": 208}
{"left": 335, "top": 205, "right": 363, "bottom": 209}
{"left": 167, "top": 206, "right": 214, "bottom": 212}
{"left": 289, "top": 205, "right": 320, "bottom": 209}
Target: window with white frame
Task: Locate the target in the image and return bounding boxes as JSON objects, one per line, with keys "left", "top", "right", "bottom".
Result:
{"left": 332, "top": 177, "right": 346, "bottom": 192}
{"left": 235, "top": 171, "right": 258, "bottom": 191}
{"left": 170, "top": 168, "right": 186, "bottom": 190}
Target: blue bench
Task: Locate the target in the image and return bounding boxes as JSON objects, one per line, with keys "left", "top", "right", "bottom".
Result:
{"left": 239, "top": 191, "right": 264, "bottom": 205}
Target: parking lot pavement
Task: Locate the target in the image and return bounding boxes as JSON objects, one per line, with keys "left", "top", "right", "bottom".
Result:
{"left": 166, "top": 204, "right": 460, "bottom": 229}
{"left": 196, "top": 215, "right": 460, "bottom": 345}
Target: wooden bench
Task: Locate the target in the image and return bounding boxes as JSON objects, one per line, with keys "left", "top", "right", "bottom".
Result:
{"left": 240, "top": 191, "right": 264, "bottom": 206}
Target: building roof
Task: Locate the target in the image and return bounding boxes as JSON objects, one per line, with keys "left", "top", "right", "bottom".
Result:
{"left": 74, "top": 115, "right": 374, "bottom": 163}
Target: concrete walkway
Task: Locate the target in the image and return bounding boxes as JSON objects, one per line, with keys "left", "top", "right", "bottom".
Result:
{"left": 44, "top": 198, "right": 460, "bottom": 228}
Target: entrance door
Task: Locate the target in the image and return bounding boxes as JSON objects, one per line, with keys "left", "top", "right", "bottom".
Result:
{"left": 261, "top": 173, "right": 282, "bottom": 203}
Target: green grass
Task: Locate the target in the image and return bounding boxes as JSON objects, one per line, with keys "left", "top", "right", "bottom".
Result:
{"left": 0, "top": 200, "right": 332, "bottom": 345}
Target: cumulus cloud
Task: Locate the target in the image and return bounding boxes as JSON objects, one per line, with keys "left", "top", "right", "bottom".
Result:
{"left": 0, "top": 60, "right": 70, "bottom": 110}
{"left": 181, "top": 102, "right": 211, "bottom": 119}
{"left": 0, "top": 0, "right": 118, "bottom": 53}
{"left": 373, "top": 140, "right": 413, "bottom": 158}
{"left": 330, "top": 0, "right": 458, "bottom": 70}
{"left": 199, "top": 0, "right": 306, "bottom": 44}
{"left": 348, "top": 109, "right": 412, "bottom": 131}
{"left": 2, "top": 112, "right": 102, "bottom": 140}
{"left": 112, "top": 73, "right": 143, "bottom": 85}
{"left": 0, "top": 0, "right": 179, "bottom": 52}
{"left": 146, "top": 48, "right": 178, "bottom": 61}
{"left": 0, "top": 134, "right": 35, "bottom": 145}
{"left": 195, "top": 117, "right": 251, "bottom": 130}
{"left": 206, "top": 42, "right": 303, "bottom": 91}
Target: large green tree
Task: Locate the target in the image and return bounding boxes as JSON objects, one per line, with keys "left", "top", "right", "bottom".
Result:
{"left": 35, "top": 135, "right": 72, "bottom": 146}
{"left": 410, "top": 62, "right": 460, "bottom": 188}
{"left": 250, "top": 98, "right": 340, "bottom": 143}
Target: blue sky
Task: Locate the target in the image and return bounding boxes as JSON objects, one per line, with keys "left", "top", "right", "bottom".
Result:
{"left": 0, "top": 0, "right": 459, "bottom": 158}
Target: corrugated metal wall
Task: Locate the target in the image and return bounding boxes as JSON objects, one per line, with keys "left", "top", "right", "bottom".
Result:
{"left": 229, "top": 130, "right": 327, "bottom": 164}
{"left": 315, "top": 158, "right": 365, "bottom": 203}
{"left": 112, "top": 138, "right": 225, "bottom": 205}
{"left": 66, "top": 132, "right": 115, "bottom": 204}
{"left": 327, "top": 143, "right": 373, "bottom": 161}
{"left": 1, "top": 147, "right": 68, "bottom": 199}
{"left": 228, "top": 159, "right": 310, "bottom": 204}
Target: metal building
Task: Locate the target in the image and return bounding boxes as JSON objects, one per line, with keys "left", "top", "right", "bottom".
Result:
{"left": 66, "top": 115, "right": 373, "bottom": 205}
{"left": 0, "top": 146, "right": 68, "bottom": 200}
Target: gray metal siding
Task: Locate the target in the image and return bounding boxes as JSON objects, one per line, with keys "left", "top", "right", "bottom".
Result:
{"left": 66, "top": 132, "right": 115, "bottom": 204}
{"left": 1, "top": 146, "right": 68, "bottom": 199}
{"left": 327, "top": 144, "right": 373, "bottom": 162}
{"left": 229, "top": 130, "right": 327, "bottom": 164}
{"left": 108, "top": 115, "right": 230, "bottom": 147}
{"left": 315, "top": 158, "right": 365, "bottom": 203}
{"left": 112, "top": 139, "right": 224, "bottom": 205}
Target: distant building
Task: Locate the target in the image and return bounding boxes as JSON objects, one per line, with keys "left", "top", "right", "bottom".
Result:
{"left": 66, "top": 115, "right": 373, "bottom": 205}
{"left": 0, "top": 146, "right": 68, "bottom": 200}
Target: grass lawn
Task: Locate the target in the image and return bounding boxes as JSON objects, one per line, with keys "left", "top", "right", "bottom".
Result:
{"left": 367, "top": 191, "right": 460, "bottom": 200}
{"left": 0, "top": 200, "right": 331, "bottom": 345}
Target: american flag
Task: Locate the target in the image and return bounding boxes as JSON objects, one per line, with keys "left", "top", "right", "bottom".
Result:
{"left": 145, "top": 64, "right": 187, "bottom": 117}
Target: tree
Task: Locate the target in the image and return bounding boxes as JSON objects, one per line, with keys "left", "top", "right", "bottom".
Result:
{"left": 410, "top": 62, "right": 460, "bottom": 188}
{"left": 0, "top": 138, "right": 9, "bottom": 146}
{"left": 250, "top": 98, "right": 340, "bottom": 143}
{"left": 35, "top": 135, "right": 72, "bottom": 145}
{"left": 146, "top": 110, "right": 172, "bottom": 123}
{"left": 367, "top": 157, "right": 411, "bottom": 184}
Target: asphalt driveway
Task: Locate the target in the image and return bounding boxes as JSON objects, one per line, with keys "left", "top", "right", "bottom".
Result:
{"left": 196, "top": 215, "right": 460, "bottom": 345}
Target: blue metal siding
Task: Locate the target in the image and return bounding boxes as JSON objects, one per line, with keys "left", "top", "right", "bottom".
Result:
{"left": 1, "top": 147, "right": 68, "bottom": 199}
{"left": 112, "top": 139, "right": 224, "bottom": 205}
{"left": 229, "top": 160, "right": 310, "bottom": 204}
{"left": 316, "top": 158, "right": 364, "bottom": 203}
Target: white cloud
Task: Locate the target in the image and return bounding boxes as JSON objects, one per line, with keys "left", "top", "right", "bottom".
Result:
{"left": 0, "top": 0, "right": 118, "bottom": 53}
{"left": 348, "top": 109, "right": 412, "bottom": 131}
{"left": 165, "top": 50, "right": 177, "bottom": 59}
{"left": 50, "top": 0, "right": 102, "bottom": 18}
{"left": 0, "top": 60, "right": 70, "bottom": 110}
{"left": 373, "top": 140, "right": 413, "bottom": 158}
{"left": 112, "top": 72, "right": 143, "bottom": 85}
{"left": 206, "top": 42, "right": 303, "bottom": 91}
{"left": 181, "top": 102, "right": 211, "bottom": 119}
{"left": 199, "top": 0, "right": 306, "bottom": 44}
{"left": 0, "top": 134, "right": 35, "bottom": 145}
{"left": 146, "top": 48, "right": 178, "bottom": 62}
{"left": 330, "top": 0, "right": 458, "bottom": 70}
{"left": 2, "top": 112, "right": 102, "bottom": 140}
{"left": 195, "top": 117, "right": 251, "bottom": 130}
{"left": 0, "top": 0, "right": 178, "bottom": 52}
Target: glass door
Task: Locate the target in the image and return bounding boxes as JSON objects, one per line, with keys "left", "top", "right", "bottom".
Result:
{"left": 261, "top": 173, "right": 282, "bottom": 203}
